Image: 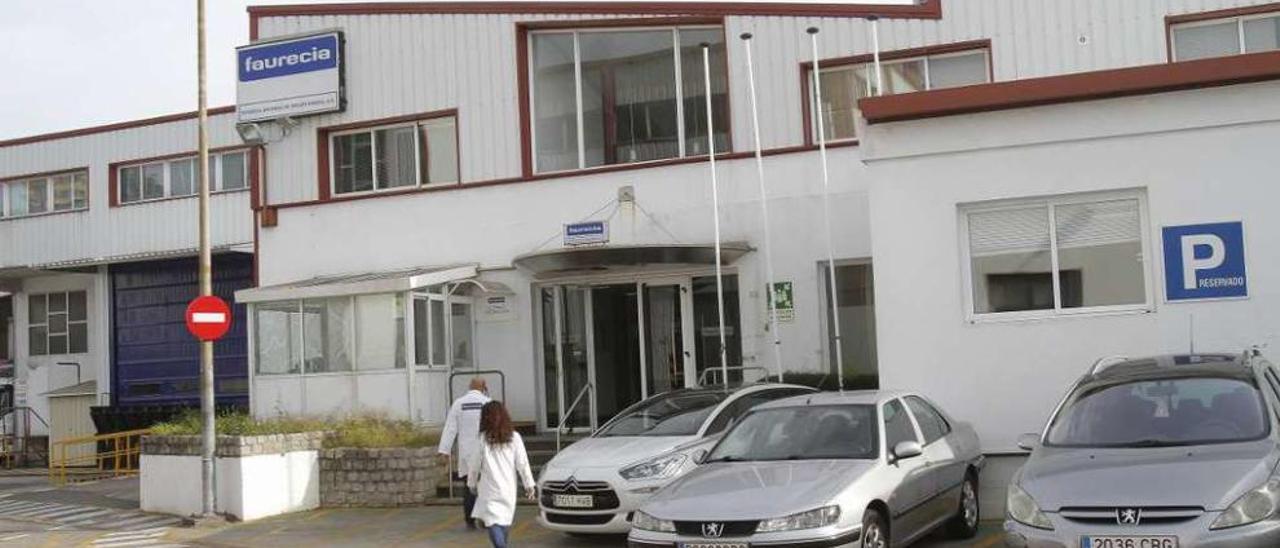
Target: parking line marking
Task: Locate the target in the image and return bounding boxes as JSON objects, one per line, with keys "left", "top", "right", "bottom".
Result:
{"left": 973, "top": 531, "right": 1004, "bottom": 548}
{"left": 58, "top": 509, "right": 119, "bottom": 524}
{"left": 0, "top": 534, "right": 30, "bottom": 542}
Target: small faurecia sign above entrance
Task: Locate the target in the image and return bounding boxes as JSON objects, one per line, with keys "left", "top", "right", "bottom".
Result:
{"left": 564, "top": 221, "right": 609, "bottom": 246}
{"left": 235, "top": 31, "right": 345, "bottom": 123}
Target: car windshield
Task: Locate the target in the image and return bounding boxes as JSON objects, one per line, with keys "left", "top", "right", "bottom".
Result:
{"left": 706, "top": 405, "right": 878, "bottom": 461}
{"left": 1046, "top": 376, "right": 1269, "bottom": 448}
{"left": 595, "top": 392, "right": 726, "bottom": 437}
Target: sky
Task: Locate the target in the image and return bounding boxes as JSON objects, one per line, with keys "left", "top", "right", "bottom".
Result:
{"left": 0, "top": 0, "right": 913, "bottom": 141}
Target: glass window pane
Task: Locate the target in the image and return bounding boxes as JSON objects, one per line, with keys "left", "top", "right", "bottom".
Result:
{"left": 968, "top": 206, "right": 1054, "bottom": 313}
{"left": 815, "top": 65, "right": 863, "bottom": 141}
{"left": 69, "top": 323, "right": 88, "bottom": 354}
{"left": 48, "top": 292, "right": 67, "bottom": 313}
{"left": 49, "top": 313, "right": 67, "bottom": 335}
{"left": 0, "top": 183, "right": 6, "bottom": 217}
{"left": 255, "top": 301, "right": 299, "bottom": 375}
{"left": 579, "top": 30, "right": 679, "bottom": 167}
{"left": 375, "top": 126, "right": 418, "bottom": 189}
{"left": 334, "top": 133, "right": 375, "bottom": 194}
{"left": 302, "top": 301, "right": 326, "bottom": 373}
{"left": 72, "top": 172, "right": 88, "bottom": 209}
{"left": 28, "top": 294, "right": 46, "bottom": 325}
{"left": 142, "top": 163, "right": 165, "bottom": 200}
{"left": 424, "top": 118, "right": 459, "bottom": 184}
{"left": 413, "top": 299, "right": 430, "bottom": 365}
{"left": 680, "top": 29, "right": 729, "bottom": 156}
{"left": 532, "top": 33, "right": 580, "bottom": 173}
{"left": 68, "top": 291, "right": 87, "bottom": 321}
{"left": 879, "top": 58, "right": 927, "bottom": 95}
{"left": 27, "top": 179, "right": 47, "bottom": 213}
{"left": 52, "top": 175, "right": 74, "bottom": 211}
{"left": 904, "top": 396, "right": 947, "bottom": 444}
{"left": 170, "top": 158, "right": 195, "bottom": 196}
{"left": 1054, "top": 199, "right": 1145, "bottom": 308}
{"left": 884, "top": 399, "right": 918, "bottom": 447}
{"left": 822, "top": 263, "right": 878, "bottom": 387}
{"left": 430, "top": 299, "right": 446, "bottom": 365}
{"left": 220, "top": 152, "right": 247, "bottom": 190}
{"left": 692, "top": 274, "right": 742, "bottom": 385}
{"left": 355, "top": 294, "right": 401, "bottom": 370}
{"left": 48, "top": 334, "right": 68, "bottom": 355}
{"left": 927, "top": 51, "right": 989, "bottom": 89}
{"left": 451, "top": 302, "right": 473, "bottom": 369}
{"left": 326, "top": 298, "right": 355, "bottom": 372}
{"left": 1173, "top": 22, "right": 1241, "bottom": 60}
{"left": 120, "top": 167, "right": 141, "bottom": 204}
{"left": 29, "top": 326, "right": 47, "bottom": 356}
{"left": 1244, "top": 16, "right": 1280, "bottom": 53}
{"left": 9, "top": 182, "right": 27, "bottom": 216}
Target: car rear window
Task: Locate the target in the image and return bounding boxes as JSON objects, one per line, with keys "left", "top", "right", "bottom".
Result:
{"left": 595, "top": 392, "right": 726, "bottom": 437}
{"left": 1046, "top": 376, "right": 1269, "bottom": 448}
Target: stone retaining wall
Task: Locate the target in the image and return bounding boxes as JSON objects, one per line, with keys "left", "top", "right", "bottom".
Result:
{"left": 319, "top": 447, "right": 442, "bottom": 507}
{"left": 142, "top": 432, "right": 326, "bottom": 457}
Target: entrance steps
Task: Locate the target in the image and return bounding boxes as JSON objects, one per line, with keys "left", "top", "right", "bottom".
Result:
{"left": 435, "top": 431, "right": 587, "bottom": 499}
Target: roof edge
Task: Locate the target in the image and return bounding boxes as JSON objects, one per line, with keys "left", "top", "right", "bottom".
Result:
{"left": 0, "top": 106, "right": 237, "bottom": 149}
{"left": 246, "top": 0, "right": 942, "bottom": 19}
{"left": 859, "top": 50, "right": 1280, "bottom": 125}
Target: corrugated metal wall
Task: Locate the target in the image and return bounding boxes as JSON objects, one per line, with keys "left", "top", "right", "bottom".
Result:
{"left": 110, "top": 254, "right": 252, "bottom": 407}
{"left": 255, "top": 0, "right": 1274, "bottom": 202}
{"left": 0, "top": 112, "right": 253, "bottom": 269}
{"left": 49, "top": 393, "right": 97, "bottom": 462}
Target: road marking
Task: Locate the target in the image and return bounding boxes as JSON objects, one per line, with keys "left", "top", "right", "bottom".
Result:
{"left": 91, "top": 526, "right": 179, "bottom": 548}
{"left": 59, "top": 509, "right": 120, "bottom": 524}
{"left": 25, "top": 505, "right": 97, "bottom": 519}
{"left": 0, "top": 501, "right": 46, "bottom": 512}
{"left": 972, "top": 531, "right": 1005, "bottom": 548}
{"left": 0, "top": 534, "right": 29, "bottom": 542}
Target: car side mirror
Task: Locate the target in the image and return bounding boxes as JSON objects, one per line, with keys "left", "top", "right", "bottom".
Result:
{"left": 890, "top": 441, "right": 923, "bottom": 463}
{"left": 1016, "top": 433, "right": 1041, "bottom": 451}
{"left": 693, "top": 449, "right": 708, "bottom": 465}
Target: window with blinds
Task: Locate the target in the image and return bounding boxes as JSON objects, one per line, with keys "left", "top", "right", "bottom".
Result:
{"left": 963, "top": 193, "right": 1148, "bottom": 317}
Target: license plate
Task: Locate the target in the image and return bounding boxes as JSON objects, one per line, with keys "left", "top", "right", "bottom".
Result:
{"left": 1082, "top": 536, "right": 1177, "bottom": 548}
{"left": 552, "top": 494, "right": 593, "bottom": 508}
{"left": 679, "top": 544, "right": 748, "bottom": 548}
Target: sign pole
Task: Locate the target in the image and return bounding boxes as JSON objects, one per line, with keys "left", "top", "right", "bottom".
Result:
{"left": 196, "top": 0, "right": 216, "bottom": 518}
{"left": 701, "top": 43, "right": 729, "bottom": 391}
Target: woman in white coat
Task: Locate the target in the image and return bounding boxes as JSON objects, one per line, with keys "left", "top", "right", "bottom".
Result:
{"left": 465, "top": 401, "right": 536, "bottom": 548}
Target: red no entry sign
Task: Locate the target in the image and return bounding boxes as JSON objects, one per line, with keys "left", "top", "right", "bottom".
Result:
{"left": 186, "top": 296, "right": 232, "bottom": 342}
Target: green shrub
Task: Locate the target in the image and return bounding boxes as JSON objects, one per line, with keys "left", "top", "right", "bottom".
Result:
{"left": 148, "top": 411, "right": 440, "bottom": 448}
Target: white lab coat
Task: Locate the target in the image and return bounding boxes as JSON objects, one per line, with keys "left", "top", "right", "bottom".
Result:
{"left": 438, "top": 389, "right": 491, "bottom": 478}
{"left": 466, "top": 432, "right": 536, "bottom": 527}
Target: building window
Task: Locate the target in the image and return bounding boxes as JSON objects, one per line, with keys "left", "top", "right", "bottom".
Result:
{"left": 118, "top": 150, "right": 249, "bottom": 204}
{"left": 1172, "top": 12, "right": 1280, "bottom": 61}
{"left": 962, "top": 191, "right": 1149, "bottom": 319}
{"left": 808, "top": 47, "right": 989, "bottom": 142}
{"left": 330, "top": 116, "right": 459, "bottom": 196}
{"left": 28, "top": 291, "right": 88, "bottom": 356}
{"left": 529, "top": 26, "right": 729, "bottom": 174}
{"left": 0, "top": 171, "right": 88, "bottom": 219}
{"left": 254, "top": 294, "right": 405, "bottom": 375}
{"left": 412, "top": 297, "right": 473, "bottom": 369}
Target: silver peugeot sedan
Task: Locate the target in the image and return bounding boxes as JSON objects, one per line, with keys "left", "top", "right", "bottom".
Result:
{"left": 629, "top": 390, "right": 984, "bottom": 548}
{"left": 1006, "top": 351, "right": 1280, "bottom": 548}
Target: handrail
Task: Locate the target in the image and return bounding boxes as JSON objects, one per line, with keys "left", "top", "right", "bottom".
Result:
{"left": 0, "top": 406, "right": 51, "bottom": 430}
{"left": 48, "top": 428, "right": 151, "bottom": 486}
{"left": 443, "top": 369, "right": 506, "bottom": 499}
{"left": 698, "top": 366, "right": 771, "bottom": 386}
{"left": 556, "top": 382, "right": 595, "bottom": 452}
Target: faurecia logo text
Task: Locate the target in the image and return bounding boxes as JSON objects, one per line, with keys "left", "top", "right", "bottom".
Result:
{"left": 238, "top": 34, "right": 339, "bottom": 82}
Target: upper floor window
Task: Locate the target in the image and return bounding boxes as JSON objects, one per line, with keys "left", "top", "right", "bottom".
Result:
{"left": 808, "top": 47, "right": 990, "bottom": 142}
{"left": 529, "top": 26, "right": 729, "bottom": 174}
{"left": 1171, "top": 11, "right": 1280, "bottom": 61}
{"left": 29, "top": 290, "right": 88, "bottom": 355}
{"left": 961, "top": 190, "right": 1150, "bottom": 320}
{"left": 0, "top": 171, "right": 88, "bottom": 219}
{"left": 118, "top": 150, "right": 248, "bottom": 204}
{"left": 329, "top": 115, "right": 458, "bottom": 196}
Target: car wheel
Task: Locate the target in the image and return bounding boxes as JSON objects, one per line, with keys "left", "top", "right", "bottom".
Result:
{"left": 945, "top": 472, "right": 980, "bottom": 539}
{"left": 861, "top": 508, "right": 888, "bottom": 548}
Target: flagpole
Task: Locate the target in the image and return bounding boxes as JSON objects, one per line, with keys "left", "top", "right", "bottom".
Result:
{"left": 701, "top": 43, "right": 729, "bottom": 391}
{"left": 807, "top": 27, "right": 846, "bottom": 393}
{"left": 740, "top": 33, "right": 784, "bottom": 384}
{"left": 869, "top": 16, "right": 884, "bottom": 95}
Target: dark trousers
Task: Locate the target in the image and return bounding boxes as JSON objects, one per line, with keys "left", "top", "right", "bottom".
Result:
{"left": 459, "top": 474, "right": 477, "bottom": 526}
{"left": 487, "top": 524, "right": 509, "bottom": 548}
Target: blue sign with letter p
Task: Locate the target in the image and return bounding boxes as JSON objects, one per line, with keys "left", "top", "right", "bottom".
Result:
{"left": 1162, "top": 222, "right": 1247, "bottom": 301}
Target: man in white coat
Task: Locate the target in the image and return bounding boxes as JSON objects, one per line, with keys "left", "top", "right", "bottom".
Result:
{"left": 438, "top": 377, "right": 491, "bottom": 529}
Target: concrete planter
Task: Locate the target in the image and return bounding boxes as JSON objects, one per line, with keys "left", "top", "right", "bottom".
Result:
{"left": 319, "top": 447, "right": 443, "bottom": 507}
{"left": 140, "top": 432, "right": 325, "bottom": 521}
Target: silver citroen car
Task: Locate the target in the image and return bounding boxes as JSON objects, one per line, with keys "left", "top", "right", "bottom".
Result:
{"left": 629, "top": 390, "right": 984, "bottom": 548}
{"left": 1006, "top": 351, "right": 1280, "bottom": 548}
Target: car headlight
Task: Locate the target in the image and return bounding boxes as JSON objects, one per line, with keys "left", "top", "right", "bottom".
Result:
{"left": 1007, "top": 483, "right": 1054, "bottom": 530}
{"left": 1211, "top": 476, "right": 1280, "bottom": 530}
{"left": 620, "top": 453, "right": 688, "bottom": 481}
{"left": 632, "top": 511, "right": 676, "bottom": 532}
{"left": 755, "top": 505, "right": 841, "bottom": 533}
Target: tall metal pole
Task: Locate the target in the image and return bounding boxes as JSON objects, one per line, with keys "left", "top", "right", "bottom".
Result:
{"left": 740, "top": 33, "right": 783, "bottom": 384}
{"left": 869, "top": 16, "right": 884, "bottom": 95}
{"left": 808, "top": 27, "right": 846, "bottom": 393}
{"left": 197, "top": 0, "right": 216, "bottom": 517}
{"left": 701, "top": 43, "right": 729, "bottom": 391}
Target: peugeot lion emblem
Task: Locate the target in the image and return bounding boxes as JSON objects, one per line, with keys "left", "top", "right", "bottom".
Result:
{"left": 701, "top": 522, "right": 725, "bottom": 538}
{"left": 1117, "top": 508, "right": 1141, "bottom": 525}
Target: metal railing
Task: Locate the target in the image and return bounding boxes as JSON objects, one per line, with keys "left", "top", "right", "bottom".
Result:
{"left": 444, "top": 369, "right": 506, "bottom": 499}
{"left": 48, "top": 428, "right": 150, "bottom": 486}
{"left": 698, "top": 365, "right": 771, "bottom": 386}
{"left": 1, "top": 406, "right": 50, "bottom": 469}
{"left": 556, "top": 382, "right": 595, "bottom": 452}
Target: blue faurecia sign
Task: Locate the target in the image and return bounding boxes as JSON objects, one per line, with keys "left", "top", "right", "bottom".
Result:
{"left": 238, "top": 34, "right": 339, "bottom": 81}
{"left": 564, "top": 221, "right": 609, "bottom": 246}
{"left": 1162, "top": 222, "right": 1248, "bottom": 301}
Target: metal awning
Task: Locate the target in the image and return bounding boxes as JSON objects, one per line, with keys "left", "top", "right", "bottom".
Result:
{"left": 513, "top": 242, "right": 752, "bottom": 277}
{"left": 44, "top": 380, "right": 96, "bottom": 398}
{"left": 235, "top": 264, "right": 480, "bottom": 303}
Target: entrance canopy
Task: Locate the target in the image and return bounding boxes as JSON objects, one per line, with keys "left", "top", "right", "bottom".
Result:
{"left": 513, "top": 242, "right": 752, "bottom": 278}
{"left": 235, "top": 264, "right": 489, "bottom": 303}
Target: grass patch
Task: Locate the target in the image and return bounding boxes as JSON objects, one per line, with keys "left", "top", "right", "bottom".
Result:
{"left": 150, "top": 411, "right": 440, "bottom": 448}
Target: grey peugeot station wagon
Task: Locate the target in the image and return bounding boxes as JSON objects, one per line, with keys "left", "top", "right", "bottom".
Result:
{"left": 1006, "top": 351, "right": 1280, "bottom": 548}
